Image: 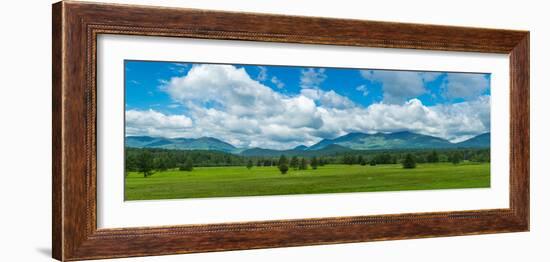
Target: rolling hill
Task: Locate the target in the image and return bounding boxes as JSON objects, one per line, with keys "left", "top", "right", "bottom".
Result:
{"left": 125, "top": 136, "right": 238, "bottom": 153}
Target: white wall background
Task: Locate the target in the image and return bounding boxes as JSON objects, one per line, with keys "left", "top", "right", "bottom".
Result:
{"left": 0, "top": 0, "right": 546, "bottom": 261}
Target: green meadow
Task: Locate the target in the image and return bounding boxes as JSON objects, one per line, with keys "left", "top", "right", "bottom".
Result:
{"left": 125, "top": 162, "right": 490, "bottom": 200}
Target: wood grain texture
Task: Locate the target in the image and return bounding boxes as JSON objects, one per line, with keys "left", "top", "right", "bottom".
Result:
{"left": 52, "top": 1, "right": 530, "bottom": 261}
{"left": 509, "top": 35, "right": 530, "bottom": 226}
{"left": 52, "top": 2, "right": 63, "bottom": 260}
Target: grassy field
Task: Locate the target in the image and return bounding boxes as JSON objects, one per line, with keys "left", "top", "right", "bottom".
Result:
{"left": 125, "top": 162, "right": 490, "bottom": 200}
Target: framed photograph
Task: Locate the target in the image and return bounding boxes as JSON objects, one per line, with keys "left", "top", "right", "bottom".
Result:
{"left": 52, "top": 1, "right": 529, "bottom": 261}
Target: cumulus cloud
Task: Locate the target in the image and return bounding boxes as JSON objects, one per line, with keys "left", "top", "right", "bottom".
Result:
{"left": 360, "top": 70, "right": 442, "bottom": 104}
{"left": 443, "top": 73, "right": 489, "bottom": 100}
{"left": 306, "top": 97, "right": 489, "bottom": 143}
{"left": 126, "top": 109, "right": 193, "bottom": 137}
{"left": 163, "top": 64, "right": 282, "bottom": 118}
{"left": 129, "top": 64, "right": 491, "bottom": 149}
{"left": 360, "top": 70, "right": 488, "bottom": 103}
{"left": 158, "top": 64, "right": 327, "bottom": 148}
{"left": 300, "top": 88, "right": 355, "bottom": 109}
{"left": 300, "top": 68, "right": 327, "bottom": 89}
{"left": 359, "top": 97, "right": 490, "bottom": 142}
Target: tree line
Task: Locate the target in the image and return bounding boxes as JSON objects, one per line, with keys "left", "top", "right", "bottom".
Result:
{"left": 126, "top": 147, "right": 490, "bottom": 177}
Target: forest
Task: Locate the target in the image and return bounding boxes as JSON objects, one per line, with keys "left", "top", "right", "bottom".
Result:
{"left": 125, "top": 147, "right": 490, "bottom": 177}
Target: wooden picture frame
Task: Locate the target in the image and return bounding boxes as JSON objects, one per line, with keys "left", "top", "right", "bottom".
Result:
{"left": 52, "top": 1, "right": 529, "bottom": 261}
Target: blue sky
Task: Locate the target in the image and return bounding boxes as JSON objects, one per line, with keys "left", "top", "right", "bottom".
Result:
{"left": 125, "top": 60, "right": 490, "bottom": 149}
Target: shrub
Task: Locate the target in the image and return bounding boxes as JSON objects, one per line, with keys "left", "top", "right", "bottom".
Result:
{"left": 402, "top": 153, "right": 417, "bottom": 169}
{"left": 451, "top": 152, "right": 462, "bottom": 165}
{"left": 179, "top": 158, "right": 194, "bottom": 171}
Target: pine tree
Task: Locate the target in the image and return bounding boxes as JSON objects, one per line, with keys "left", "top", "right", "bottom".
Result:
{"left": 311, "top": 157, "right": 319, "bottom": 170}
{"left": 299, "top": 158, "right": 308, "bottom": 170}
{"left": 137, "top": 150, "right": 155, "bottom": 177}
{"left": 402, "top": 153, "right": 417, "bottom": 169}
{"left": 290, "top": 156, "right": 299, "bottom": 170}
{"left": 278, "top": 155, "right": 289, "bottom": 174}
{"left": 155, "top": 156, "right": 169, "bottom": 171}
{"left": 358, "top": 155, "right": 367, "bottom": 166}
{"left": 451, "top": 152, "right": 462, "bottom": 165}
{"left": 246, "top": 159, "right": 253, "bottom": 169}
{"left": 427, "top": 150, "right": 439, "bottom": 163}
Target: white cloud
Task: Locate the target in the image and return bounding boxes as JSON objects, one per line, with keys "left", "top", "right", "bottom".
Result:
{"left": 360, "top": 70, "right": 441, "bottom": 104}
{"left": 137, "top": 64, "right": 491, "bottom": 149}
{"left": 160, "top": 64, "right": 325, "bottom": 148}
{"left": 421, "top": 72, "right": 443, "bottom": 82}
{"left": 319, "top": 90, "right": 355, "bottom": 109}
{"left": 164, "top": 64, "right": 282, "bottom": 118}
{"left": 300, "top": 88, "right": 355, "bottom": 109}
{"left": 172, "top": 63, "right": 188, "bottom": 67}
{"left": 300, "top": 68, "right": 327, "bottom": 89}
{"left": 271, "top": 76, "right": 285, "bottom": 89}
{"left": 359, "top": 97, "right": 490, "bottom": 142}
{"left": 359, "top": 70, "right": 488, "bottom": 103}
{"left": 444, "top": 73, "right": 489, "bottom": 99}
{"left": 125, "top": 109, "right": 193, "bottom": 137}
{"left": 256, "top": 66, "right": 268, "bottom": 81}
{"left": 168, "top": 63, "right": 188, "bottom": 74}
{"left": 356, "top": 84, "right": 368, "bottom": 96}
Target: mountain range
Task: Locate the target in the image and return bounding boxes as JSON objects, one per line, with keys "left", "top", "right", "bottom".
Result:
{"left": 125, "top": 136, "right": 239, "bottom": 153}
{"left": 125, "top": 131, "right": 490, "bottom": 157}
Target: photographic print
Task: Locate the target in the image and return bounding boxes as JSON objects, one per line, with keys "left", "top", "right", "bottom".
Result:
{"left": 124, "top": 60, "right": 491, "bottom": 201}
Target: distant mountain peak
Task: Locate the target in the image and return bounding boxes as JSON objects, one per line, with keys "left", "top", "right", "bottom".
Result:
{"left": 293, "top": 145, "right": 308, "bottom": 150}
{"left": 308, "top": 131, "right": 489, "bottom": 151}
{"left": 455, "top": 132, "right": 490, "bottom": 148}
{"left": 390, "top": 130, "right": 414, "bottom": 135}
{"left": 338, "top": 132, "right": 366, "bottom": 139}
{"left": 198, "top": 136, "right": 219, "bottom": 141}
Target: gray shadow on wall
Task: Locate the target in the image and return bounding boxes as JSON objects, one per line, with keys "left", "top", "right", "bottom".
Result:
{"left": 36, "top": 247, "right": 51, "bottom": 258}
